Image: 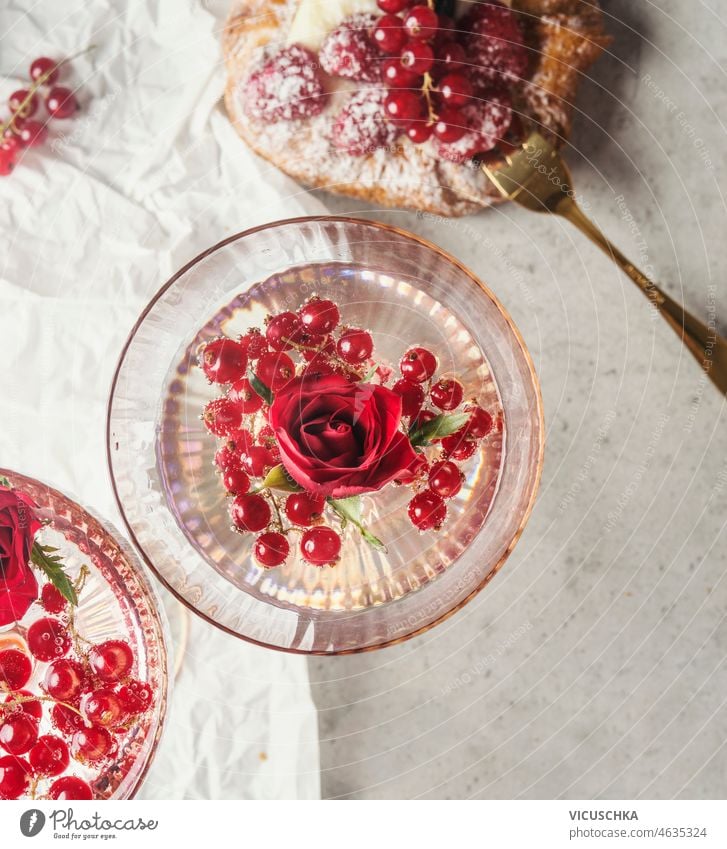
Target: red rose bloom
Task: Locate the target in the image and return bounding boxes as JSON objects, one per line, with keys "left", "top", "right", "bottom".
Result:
{"left": 0, "top": 486, "right": 41, "bottom": 626}
{"left": 269, "top": 374, "right": 424, "bottom": 498}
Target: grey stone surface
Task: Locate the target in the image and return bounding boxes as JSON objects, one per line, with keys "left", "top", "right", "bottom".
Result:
{"left": 307, "top": 0, "right": 727, "bottom": 799}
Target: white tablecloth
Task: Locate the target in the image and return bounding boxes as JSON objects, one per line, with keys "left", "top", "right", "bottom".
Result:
{"left": 0, "top": 0, "right": 321, "bottom": 799}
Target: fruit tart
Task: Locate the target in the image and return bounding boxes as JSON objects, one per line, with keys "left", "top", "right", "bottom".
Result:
{"left": 223, "top": 0, "right": 610, "bottom": 216}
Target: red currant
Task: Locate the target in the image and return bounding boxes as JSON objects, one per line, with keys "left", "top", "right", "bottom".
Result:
{"left": 4, "top": 691, "right": 42, "bottom": 722}
{"left": 438, "top": 73, "right": 473, "bottom": 107}
{"left": 202, "top": 398, "right": 243, "bottom": 437}
{"left": 384, "top": 89, "right": 425, "bottom": 125}
{"left": 239, "top": 329, "right": 268, "bottom": 359}
{"left": 465, "top": 405, "right": 494, "bottom": 438}
{"left": 29, "top": 735, "right": 69, "bottom": 776}
{"left": 43, "top": 658, "right": 85, "bottom": 702}
{"left": 408, "top": 490, "right": 446, "bottom": 530}
{"left": 215, "top": 440, "right": 241, "bottom": 473}
{"left": 407, "top": 122, "right": 433, "bottom": 143}
{"left": 241, "top": 446, "right": 276, "bottom": 478}
{"left": 399, "top": 346, "right": 437, "bottom": 382}
{"left": 45, "top": 86, "right": 77, "bottom": 119}
{"left": 428, "top": 460, "right": 463, "bottom": 498}
{"left": 27, "top": 617, "right": 71, "bottom": 662}
{"left": 0, "top": 755, "right": 31, "bottom": 799}
{"left": 51, "top": 703, "right": 85, "bottom": 736}
{"left": 285, "top": 493, "right": 326, "bottom": 526}
{"left": 392, "top": 378, "right": 425, "bottom": 418}
{"left": 40, "top": 582, "right": 67, "bottom": 614}
{"left": 441, "top": 433, "right": 477, "bottom": 460}
{"left": 30, "top": 56, "right": 59, "bottom": 85}
{"left": 432, "top": 107, "right": 466, "bottom": 143}
{"left": 70, "top": 726, "right": 115, "bottom": 764}
{"left": 403, "top": 5, "right": 438, "bottom": 41}
{"left": 299, "top": 298, "right": 340, "bottom": 335}
{"left": 0, "top": 650, "right": 31, "bottom": 691}
{"left": 88, "top": 640, "right": 134, "bottom": 683}
{"left": 377, "top": 0, "right": 410, "bottom": 11}
{"left": 222, "top": 467, "right": 250, "bottom": 495}
{"left": 18, "top": 120, "right": 47, "bottom": 147}
{"left": 0, "top": 714, "right": 39, "bottom": 755}
{"left": 48, "top": 775, "right": 93, "bottom": 800}
{"left": 302, "top": 334, "right": 336, "bottom": 363}
{"left": 433, "top": 41, "right": 466, "bottom": 77}
{"left": 254, "top": 532, "right": 290, "bottom": 568}
{"left": 372, "top": 14, "right": 407, "bottom": 54}
{"left": 1, "top": 135, "right": 20, "bottom": 155}
{"left": 336, "top": 328, "right": 373, "bottom": 364}
{"left": 116, "top": 679, "right": 153, "bottom": 715}
{"left": 300, "top": 527, "right": 342, "bottom": 566}
{"left": 256, "top": 351, "right": 295, "bottom": 391}
{"left": 230, "top": 493, "right": 271, "bottom": 533}
{"left": 0, "top": 149, "right": 15, "bottom": 177}
{"left": 228, "top": 377, "right": 264, "bottom": 413}
{"left": 200, "top": 337, "right": 248, "bottom": 384}
{"left": 399, "top": 41, "right": 434, "bottom": 74}
{"left": 430, "top": 378, "right": 464, "bottom": 410}
{"left": 265, "top": 312, "right": 301, "bottom": 351}
{"left": 382, "top": 57, "right": 421, "bottom": 88}
{"left": 8, "top": 90, "right": 38, "bottom": 119}
{"left": 81, "top": 688, "right": 124, "bottom": 728}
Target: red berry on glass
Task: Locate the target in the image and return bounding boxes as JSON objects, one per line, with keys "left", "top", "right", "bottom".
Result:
{"left": 43, "top": 658, "right": 85, "bottom": 702}
{"left": 48, "top": 775, "right": 93, "bottom": 800}
{"left": 466, "top": 405, "right": 494, "bottom": 438}
{"left": 230, "top": 493, "right": 271, "bottom": 533}
{"left": 0, "top": 755, "right": 31, "bottom": 799}
{"left": 256, "top": 351, "right": 295, "bottom": 391}
{"left": 27, "top": 617, "right": 71, "bottom": 662}
{"left": 51, "top": 703, "right": 85, "bottom": 736}
{"left": 430, "top": 378, "right": 464, "bottom": 410}
{"left": 337, "top": 328, "right": 374, "bottom": 364}
{"left": 408, "top": 490, "right": 447, "bottom": 531}
{"left": 41, "top": 582, "right": 68, "bottom": 614}
{"left": 403, "top": 5, "right": 439, "bottom": 41}
{"left": 222, "top": 466, "right": 250, "bottom": 495}
{"left": 372, "top": 14, "right": 407, "bottom": 54}
{"left": 116, "top": 680, "right": 153, "bottom": 715}
{"left": 442, "top": 433, "right": 478, "bottom": 460}
{"left": 70, "top": 726, "right": 115, "bottom": 764}
{"left": 30, "top": 56, "right": 59, "bottom": 85}
{"left": 241, "top": 446, "right": 276, "bottom": 478}
{"left": 285, "top": 492, "right": 325, "bottom": 527}
{"left": 88, "top": 640, "right": 134, "bottom": 683}
{"left": 392, "top": 378, "right": 425, "bottom": 419}
{"left": 5, "top": 691, "right": 42, "bottom": 722}
{"left": 301, "top": 527, "right": 342, "bottom": 566}
{"left": 228, "top": 378, "right": 264, "bottom": 414}
{"left": 200, "top": 337, "right": 247, "bottom": 384}
{"left": 81, "top": 688, "right": 124, "bottom": 728}
{"left": 266, "top": 311, "right": 301, "bottom": 351}
{"left": 45, "top": 86, "right": 77, "bottom": 119}
{"left": 239, "top": 329, "right": 268, "bottom": 360}
{"left": 399, "top": 41, "right": 434, "bottom": 75}
{"left": 202, "top": 398, "right": 243, "bottom": 437}
{"left": 8, "top": 90, "right": 38, "bottom": 119}
{"left": 428, "top": 460, "right": 463, "bottom": 499}
{"left": 299, "top": 298, "right": 340, "bottom": 335}
{"left": 0, "top": 713, "right": 39, "bottom": 755}
{"left": 29, "top": 735, "right": 69, "bottom": 776}
{"left": 399, "top": 346, "right": 438, "bottom": 382}
{"left": 0, "top": 650, "right": 32, "bottom": 691}
{"left": 254, "top": 532, "right": 290, "bottom": 568}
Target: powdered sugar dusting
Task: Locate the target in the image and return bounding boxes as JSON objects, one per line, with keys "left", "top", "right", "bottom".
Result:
{"left": 319, "top": 13, "right": 381, "bottom": 83}
{"left": 329, "top": 86, "right": 397, "bottom": 156}
{"left": 243, "top": 44, "right": 328, "bottom": 122}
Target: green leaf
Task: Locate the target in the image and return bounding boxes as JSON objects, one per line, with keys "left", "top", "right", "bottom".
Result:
{"left": 0, "top": 476, "right": 10, "bottom": 488}
{"left": 260, "top": 464, "right": 302, "bottom": 492}
{"left": 328, "top": 496, "right": 387, "bottom": 553}
{"left": 361, "top": 364, "right": 378, "bottom": 382}
{"left": 409, "top": 412, "right": 470, "bottom": 447}
{"left": 248, "top": 370, "right": 273, "bottom": 405}
{"left": 30, "top": 541, "right": 78, "bottom": 606}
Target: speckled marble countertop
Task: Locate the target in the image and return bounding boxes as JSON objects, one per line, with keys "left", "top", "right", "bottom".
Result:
{"left": 308, "top": 0, "right": 727, "bottom": 799}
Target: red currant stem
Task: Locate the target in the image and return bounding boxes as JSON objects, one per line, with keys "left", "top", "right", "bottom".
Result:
{"left": 2, "top": 692, "right": 86, "bottom": 720}
{"left": 269, "top": 494, "right": 285, "bottom": 533}
{"left": 285, "top": 336, "right": 363, "bottom": 378}
{"left": 422, "top": 72, "right": 438, "bottom": 125}
{"left": 0, "top": 44, "right": 96, "bottom": 136}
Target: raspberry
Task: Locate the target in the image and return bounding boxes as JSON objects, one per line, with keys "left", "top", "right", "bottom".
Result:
{"left": 243, "top": 45, "right": 328, "bottom": 122}
{"left": 459, "top": 2, "right": 529, "bottom": 87}
{"left": 320, "top": 14, "right": 381, "bottom": 83}
{"left": 436, "top": 92, "right": 512, "bottom": 163}
{"left": 330, "top": 89, "right": 397, "bottom": 156}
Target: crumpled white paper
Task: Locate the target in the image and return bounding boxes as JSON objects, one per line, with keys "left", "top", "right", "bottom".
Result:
{"left": 0, "top": 0, "right": 322, "bottom": 799}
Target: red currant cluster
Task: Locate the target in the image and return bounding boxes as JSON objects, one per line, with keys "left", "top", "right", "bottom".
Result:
{"left": 198, "top": 295, "right": 498, "bottom": 567}
{"left": 0, "top": 584, "right": 153, "bottom": 800}
{"left": 0, "top": 54, "right": 83, "bottom": 177}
